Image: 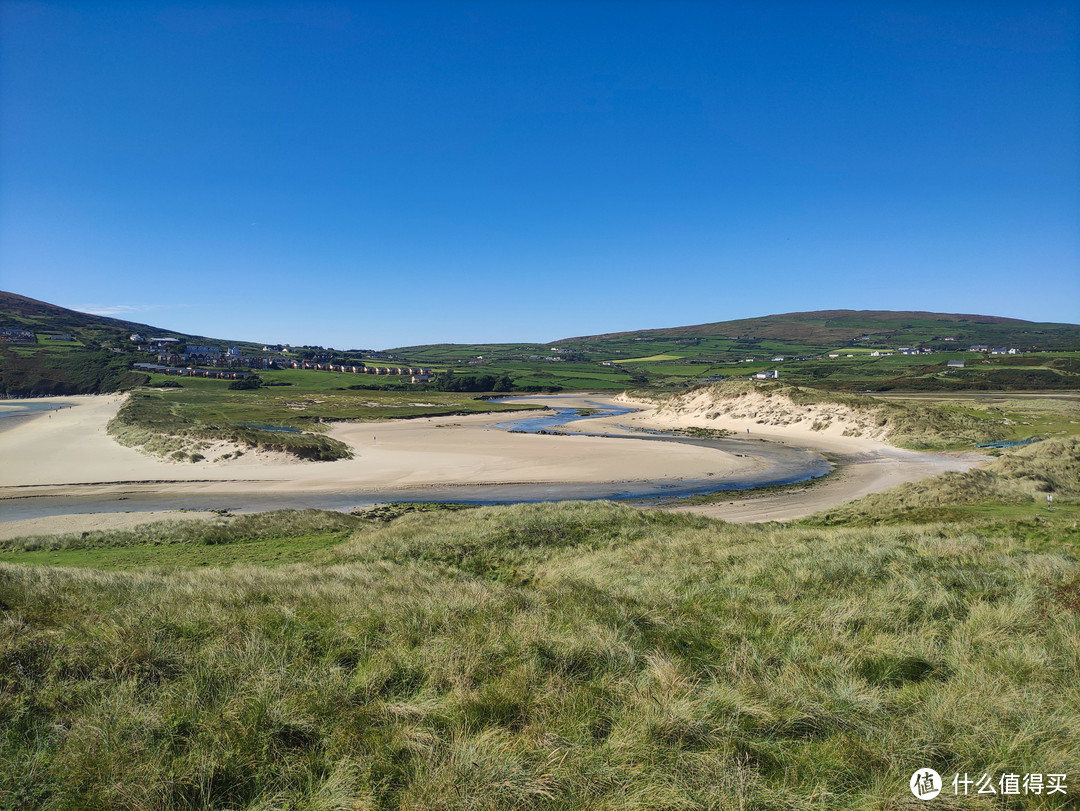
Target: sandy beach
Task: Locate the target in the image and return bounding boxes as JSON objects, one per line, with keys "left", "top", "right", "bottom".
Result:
{"left": 571, "top": 393, "right": 986, "bottom": 522}
{"left": 0, "top": 392, "right": 985, "bottom": 538}
{"left": 0, "top": 394, "right": 755, "bottom": 491}
{"left": 0, "top": 393, "right": 753, "bottom": 537}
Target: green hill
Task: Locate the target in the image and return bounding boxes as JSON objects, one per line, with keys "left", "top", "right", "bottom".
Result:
{"left": 0, "top": 290, "right": 253, "bottom": 349}
{"left": 561, "top": 309, "right": 1080, "bottom": 349}
{"left": 4, "top": 292, "right": 1079, "bottom": 396}
{"left": 390, "top": 310, "right": 1080, "bottom": 392}
{"left": 0, "top": 291, "right": 264, "bottom": 396}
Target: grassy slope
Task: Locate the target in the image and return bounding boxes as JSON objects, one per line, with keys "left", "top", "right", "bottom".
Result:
{"left": 0, "top": 291, "right": 256, "bottom": 351}
{"left": 0, "top": 291, "right": 264, "bottom": 396}
{"left": 388, "top": 325, "right": 1080, "bottom": 393}
{"left": 804, "top": 437, "right": 1080, "bottom": 526}
{"left": 561, "top": 309, "right": 1080, "bottom": 347}
{"left": 0, "top": 346, "right": 150, "bottom": 397}
{"left": 2, "top": 495, "right": 1079, "bottom": 808}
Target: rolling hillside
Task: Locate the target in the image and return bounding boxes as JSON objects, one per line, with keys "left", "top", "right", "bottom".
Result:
{"left": 3, "top": 292, "right": 1079, "bottom": 396}
{"left": 560, "top": 309, "right": 1080, "bottom": 349}
{"left": 0, "top": 291, "right": 265, "bottom": 396}
{"left": 390, "top": 310, "right": 1080, "bottom": 392}
{"left": 0, "top": 291, "right": 252, "bottom": 349}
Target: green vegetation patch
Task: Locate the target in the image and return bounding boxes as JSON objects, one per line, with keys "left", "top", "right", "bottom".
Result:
{"left": 806, "top": 437, "right": 1080, "bottom": 526}
{"left": 0, "top": 510, "right": 365, "bottom": 569}
{"left": 1, "top": 502, "right": 1079, "bottom": 808}
{"left": 612, "top": 353, "right": 684, "bottom": 363}
{"left": 107, "top": 386, "right": 541, "bottom": 462}
{"left": 1, "top": 347, "right": 148, "bottom": 397}
{"left": 108, "top": 391, "right": 353, "bottom": 461}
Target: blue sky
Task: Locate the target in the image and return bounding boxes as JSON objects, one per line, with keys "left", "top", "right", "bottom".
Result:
{"left": 1, "top": 1, "right": 1077, "bottom": 348}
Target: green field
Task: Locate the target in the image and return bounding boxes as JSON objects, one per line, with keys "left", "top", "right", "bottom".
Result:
{"left": 2, "top": 440, "right": 1078, "bottom": 808}
{"left": 381, "top": 341, "right": 1080, "bottom": 393}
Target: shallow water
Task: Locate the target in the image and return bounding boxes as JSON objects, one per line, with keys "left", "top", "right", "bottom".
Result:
{"left": 0, "top": 401, "right": 67, "bottom": 419}
{"left": 0, "top": 396, "right": 832, "bottom": 522}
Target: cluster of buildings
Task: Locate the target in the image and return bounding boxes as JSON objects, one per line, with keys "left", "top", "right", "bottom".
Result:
{"left": 865, "top": 347, "right": 936, "bottom": 357}
{"left": 133, "top": 363, "right": 255, "bottom": 380}
{"left": 286, "top": 360, "right": 432, "bottom": 383}
{"left": 127, "top": 334, "right": 435, "bottom": 383}
{"left": 131, "top": 335, "right": 282, "bottom": 369}
{"left": 0, "top": 328, "right": 35, "bottom": 344}
{"left": 970, "top": 345, "right": 1022, "bottom": 355}
{"left": 157, "top": 350, "right": 284, "bottom": 370}
{"left": 829, "top": 345, "right": 1023, "bottom": 359}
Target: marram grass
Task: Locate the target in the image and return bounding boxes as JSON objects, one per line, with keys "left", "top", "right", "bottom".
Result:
{"left": 805, "top": 437, "right": 1080, "bottom": 527}
{"left": 2, "top": 501, "right": 1078, "bottom": 809}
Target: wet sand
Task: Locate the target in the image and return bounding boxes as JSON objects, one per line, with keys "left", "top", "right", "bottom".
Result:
{"left": 0, "top": 392, "right": 986, "bottom": 538}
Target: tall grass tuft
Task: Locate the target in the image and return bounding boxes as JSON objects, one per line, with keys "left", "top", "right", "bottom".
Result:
{"left": 2, "top": 501, "right": 1078, "bottom": 807}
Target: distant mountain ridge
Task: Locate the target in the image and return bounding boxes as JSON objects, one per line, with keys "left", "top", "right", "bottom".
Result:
{"left": 3, "top": 292, "right": 1080, "bottom": 397}
{"left": 5, "top": 293, "right": 1076, "bottom": 353}
{"left": 560, "top": 309, "right": 1076, "bottom": 347}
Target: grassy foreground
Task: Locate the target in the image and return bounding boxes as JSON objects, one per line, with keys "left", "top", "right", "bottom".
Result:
{"left": 2, "top": 500, "right": 1079, "bottom": 809}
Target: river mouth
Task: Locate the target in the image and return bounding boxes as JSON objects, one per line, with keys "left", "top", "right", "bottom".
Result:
{"left": 0, "top": 401, "right": 68, "bottom": 431}
{"left": 493, "top": 400, "right": 638, "bottom": 433}
{"left": 0, "top": 395, "right": 833, "bottom": 522}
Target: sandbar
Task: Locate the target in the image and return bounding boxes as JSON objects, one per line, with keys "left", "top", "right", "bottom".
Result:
{"left": 0, "top": 391, "right": 985, "bottom": 538}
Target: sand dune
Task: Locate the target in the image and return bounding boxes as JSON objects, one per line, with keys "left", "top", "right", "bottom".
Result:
{"left": 582, "top": 393, "right": 986, "bottom": 522}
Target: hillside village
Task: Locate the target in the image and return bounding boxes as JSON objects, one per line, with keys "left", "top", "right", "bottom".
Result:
{"left": 126, "top": 335, "right": 433, "bottom": 382}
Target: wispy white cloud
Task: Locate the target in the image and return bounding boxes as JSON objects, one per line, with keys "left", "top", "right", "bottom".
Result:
{"left": 74, "top": 303, "right": 165, "bottom": 317}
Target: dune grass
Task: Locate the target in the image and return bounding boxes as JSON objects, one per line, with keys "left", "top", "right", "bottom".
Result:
{"left": 645, "top": 380, "right": 1080, "bottom": 450}
{"left": 108, "top": 391, "right": 355, "bottom": 462}
{"left": 0, "top": 510, "right": 370, "bottom": 570}
{"left": 106, "top": 386, "right": 543, "bottom": 463}
{"left": 806, "top": 437, "right": 1080, "bottom": 527}
{"left": 2, "top": 500, "right": 1079, "bottom": 809}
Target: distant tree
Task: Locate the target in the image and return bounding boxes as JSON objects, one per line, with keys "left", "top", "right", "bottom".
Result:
{"left": 228, "top": 376, "right": 262, "bottom": 390}
{"left": 435, "top": 369, "right": 455, "bottom": 389}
